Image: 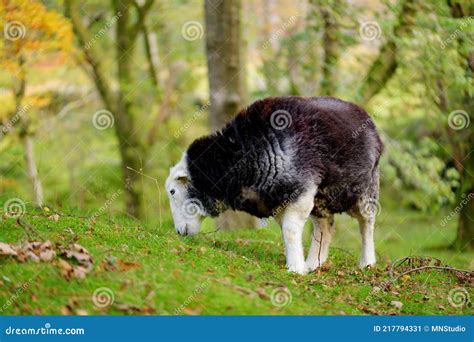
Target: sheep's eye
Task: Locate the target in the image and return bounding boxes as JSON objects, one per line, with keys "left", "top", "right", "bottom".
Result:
{"left": 170, "top": 189, "right": 175, "bottom": 196}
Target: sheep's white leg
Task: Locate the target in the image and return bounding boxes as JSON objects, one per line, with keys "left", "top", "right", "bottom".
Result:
{"left": 280, "top": 186, "right": 317, "bottom": 274}
{"left": 305, "top": 215, "right": 334, "bottom": 271}
{"left": 357, "top": 215, "right": 376, "bottom": 268}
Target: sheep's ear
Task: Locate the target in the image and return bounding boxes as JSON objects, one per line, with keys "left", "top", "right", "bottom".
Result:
{"left": 174, "top": 170, "right": 189, "bottom": 184}
{"left": 171, "top": 152, "right": 189, "bottom": 183}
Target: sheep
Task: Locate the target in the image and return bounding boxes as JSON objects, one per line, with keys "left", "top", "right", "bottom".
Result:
{"left": 166, "top": 96, "right": 383, "bottom": 274}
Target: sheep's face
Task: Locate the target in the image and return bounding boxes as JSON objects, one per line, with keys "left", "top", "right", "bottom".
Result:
{"left": 166, "top": 154, "right": 204, "bottom": 236}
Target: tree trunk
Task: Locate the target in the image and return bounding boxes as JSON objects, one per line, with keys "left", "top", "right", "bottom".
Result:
{"left": 319, "top": 2, "right": 339, "bottom": 96}
{"left": 356, "top": 0, "right": 416, "bottom": 106}
{"left": 142, "top": 25, "right": 159, "bottom": 88}
{"left": 287, "top": 32, "right": 301, "bottom": 95}
{"left": 13, "top": 56, "right": 44, "bottom": 207}
{"left": 134, "top": 0, "right": 160, "bottom": 90}
{"left": 447, "top": 0, "right": 474, "bottom": 250}
{"left": 205, "top": 0, "right": 247, "bottom": 129}
{"left": 23, "top": 135, "right": 44, "bottom": 207}
{"left": 453, "top": 144, "right": 474, "bottom": 250}
{"left": 114, "top": 0, "right": 146, "bottom": 218}
{"left": 261, "top": 0, "right": 278, "bottom": 94}
{"left": 66, "top": 0, "right": 154, "bottom": 218}
{"left": 205, "top": 0, "right": 255, "bottom": 229}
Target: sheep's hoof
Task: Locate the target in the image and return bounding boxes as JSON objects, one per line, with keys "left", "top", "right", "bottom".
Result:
{"left": 286, "top": 263, "right": 307, "bottom": 275}
{"left": 305, "top": 259, "right": 331, "bottom": 273}
{"left": 304, "top": 264, "right": 319, "bottom": 273}
{"left": 359, "top": 260, "right": 376, "bottom": 269}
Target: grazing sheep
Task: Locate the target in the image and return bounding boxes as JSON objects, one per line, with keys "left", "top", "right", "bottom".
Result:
{"left": 166, "top": 96, "right": 383, "bottom": 274}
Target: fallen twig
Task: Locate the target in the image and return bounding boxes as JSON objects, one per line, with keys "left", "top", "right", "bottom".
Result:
{"left": 390, "top": 265, "right": 473, "bottom": 282}
{"left": 16, "top": 218, "right": 45, "bottom": 241}
{"left": 389, "top": 255, "right": 473, "bottom": 283}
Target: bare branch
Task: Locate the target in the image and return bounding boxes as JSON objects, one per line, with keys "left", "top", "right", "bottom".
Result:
{"left": 64, "top": 0, "right": 115, "bottom": 111}
{"left": 389, "top": 256, "right": 473, "bottom": 282}
{"left": 130, "top": 0, "right": 155, "bottom": 42}
{"left": 356, "top": 0, "right": 416, "bottom": 106}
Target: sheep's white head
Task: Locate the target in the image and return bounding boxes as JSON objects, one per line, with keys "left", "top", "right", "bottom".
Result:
{"left": 166, "top": 153, "right": 204, "bottom": 236}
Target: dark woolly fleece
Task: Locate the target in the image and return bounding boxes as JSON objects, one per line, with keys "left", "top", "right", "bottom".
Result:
{"left": 186, "top": 96, "right": 383, "bottom": 219}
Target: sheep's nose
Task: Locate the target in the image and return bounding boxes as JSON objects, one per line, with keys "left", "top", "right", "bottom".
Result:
{"left": 176, "top": 226, "right": 188, "bottom": 236}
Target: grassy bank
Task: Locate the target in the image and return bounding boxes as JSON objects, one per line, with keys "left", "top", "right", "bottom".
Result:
{"left": 0, "top": 198, "right": 472, "bottom": 315}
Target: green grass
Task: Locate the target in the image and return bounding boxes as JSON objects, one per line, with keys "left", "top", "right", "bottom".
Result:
{"left": 0, "top": 199, "right": 472, "bottom": 315}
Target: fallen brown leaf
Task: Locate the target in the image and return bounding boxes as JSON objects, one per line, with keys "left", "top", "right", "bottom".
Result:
{"left": 60, "top": 306, "right": 72, "bottom": 315}
{"left": 59, "top": 243, "right": 93, "bottom": 274}
{"left": 39, "top": 250, "right": 56, "bottom": 262}
{"left": 390, "top": 300, "right": 403, "bottom": 309}
{"left": 48, "top": 214, "right": 60, "bottom": 222}
{"left": 117, "top": 259, "right": 141, "bottom": 272}
{"left": 16, "top": 240, "right": 55, "bottom": 263}
{"left": 115, "top": 304, "right": 139, "bottom": 312}
{"left": 73, "top": 266, "right": 88, "bottom": 280}
{"left": 57, "top": 259, "right": 74, "bottom": 280}
{"left": 0, "top": 242, "right": 17, "bottom": 256}
{"left": 182, "top": 307, "right": 201, "bottom": 315}
{"left": 26, "top": 251, "right": 40, "bottom": 263}
{"left": 255, "top": 287, "right": 270, "bottom": 300}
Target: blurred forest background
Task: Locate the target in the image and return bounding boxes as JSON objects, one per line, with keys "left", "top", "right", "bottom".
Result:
{"left": 0, "top": 0, "right": 473, "bottom": 258}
